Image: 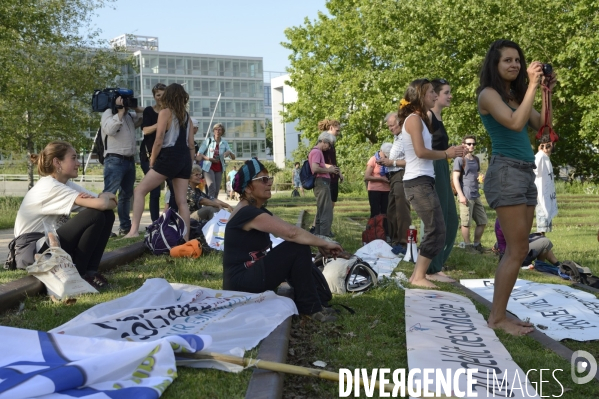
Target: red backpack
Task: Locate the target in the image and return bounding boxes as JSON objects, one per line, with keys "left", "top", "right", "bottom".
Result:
{"left": 362, "top": 214, "right": 387, "bottom": 244}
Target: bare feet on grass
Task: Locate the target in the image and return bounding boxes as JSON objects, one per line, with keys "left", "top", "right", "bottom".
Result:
{"left": 488, "top": 317, "right": 535, "bottom": 336}
{"left": 426, "top": 272, "right": 456, "bottom": 283}
{"left": 408, "top": 276, "right": 438, "bottom": 288}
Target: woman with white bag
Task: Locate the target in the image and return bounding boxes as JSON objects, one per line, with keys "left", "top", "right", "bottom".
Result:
{"left": 14, "top": 141, "right": 117, "bottom": 289}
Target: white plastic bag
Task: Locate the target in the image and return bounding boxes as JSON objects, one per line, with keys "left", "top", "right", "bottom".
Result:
{"left": 26, "top": 247, "right": 98, "bottom": 299}
{"left": 201, "top": 209, "right": 231, "bottom": 250}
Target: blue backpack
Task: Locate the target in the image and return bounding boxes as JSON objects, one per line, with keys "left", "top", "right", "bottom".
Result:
{"left": 299, "top": 159, "right": 315, "bottom": 190}
{"left": 144, "top": 208, "right": 187, "bottom": 255}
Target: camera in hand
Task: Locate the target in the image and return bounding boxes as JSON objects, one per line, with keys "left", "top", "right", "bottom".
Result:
{"left": 92, "top": 88, "right": 138, "bottom": 113}
{"left": 542, "top": 63, "right": 553, "bottom": 77}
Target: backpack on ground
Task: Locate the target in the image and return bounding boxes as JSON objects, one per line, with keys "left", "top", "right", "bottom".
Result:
{"left": 299, "top": 159, "right": 315, "bottom": 190}
{"left": 311, "top": 263, "right": 333, "bottom": 307}
{"left": 362, "top": 214, "right": 387, "bottom": 245}
{"left": 322, "top": 256, "right": 378, "bottom": 294}
{"left": 93, "top": 127, "right": 106, "bottom": 165}
{"left": 144, "top": 208, "right": 187, "bottom": 255}
{"left": 291, "top": 188, "right": 300, "bottom": 197}
{"left": 451, "top": 156, "right": 480, "bottom": 196}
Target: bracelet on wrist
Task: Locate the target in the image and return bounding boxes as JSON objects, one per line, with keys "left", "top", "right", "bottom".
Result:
{"left": 444, "top": 151, "right": 449, "bottom": 159}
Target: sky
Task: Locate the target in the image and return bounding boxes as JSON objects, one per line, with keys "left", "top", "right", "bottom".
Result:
{"left": 87, "top": 0, "right": 328, "bottom": 73}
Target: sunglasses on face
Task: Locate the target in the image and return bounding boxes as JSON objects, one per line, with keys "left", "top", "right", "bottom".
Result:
{"left": 252, "top": 176, "right": 274, "bottom": 184}
{"left": 465, "top": 142, "right": 476, "bottom": 146}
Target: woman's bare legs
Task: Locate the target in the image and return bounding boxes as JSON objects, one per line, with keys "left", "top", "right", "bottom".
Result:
{"left": 123, "top": 170, "right": 166, "bottom": 238}
{"left": 172, "top": 177, "right": 191, "bottom": 241}
{"left": 409, "top": 254, "right": 438, "bottom": 288}
{"left": 488, "top": 204, "right": 536, "bottom": 335}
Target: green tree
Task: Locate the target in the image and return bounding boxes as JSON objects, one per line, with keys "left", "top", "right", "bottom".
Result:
{"left": 264, "top": 119, "right": 274, "bottom": 155}
{"left": 283, "top": 0, "right": 599, "bottom": 181}
{"left": 0, "top": 0, "right": 131, "bottom": 187}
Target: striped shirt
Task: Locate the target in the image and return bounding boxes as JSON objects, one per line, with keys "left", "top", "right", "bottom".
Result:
{"left": 387, "top": 133, "right": 405, "bottom": 172}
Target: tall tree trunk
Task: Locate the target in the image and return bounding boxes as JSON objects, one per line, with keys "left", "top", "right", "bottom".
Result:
{"left": 27, "top": 137, "right": 34, "bottom": 190}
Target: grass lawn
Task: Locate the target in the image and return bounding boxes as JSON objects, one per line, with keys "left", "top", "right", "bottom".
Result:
{"left": 1, "top": 192, "right": 599, "bottom": 398}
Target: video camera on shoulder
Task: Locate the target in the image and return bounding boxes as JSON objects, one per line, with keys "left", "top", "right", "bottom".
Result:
{"left": 92, "top": 88, "right": 138, "bottom": 113}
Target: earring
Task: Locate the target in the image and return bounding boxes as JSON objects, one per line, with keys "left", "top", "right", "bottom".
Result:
{"left": 58, "top": 166, "right": 62, "bottom": 173}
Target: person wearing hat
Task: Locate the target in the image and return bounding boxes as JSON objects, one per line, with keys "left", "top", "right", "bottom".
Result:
{"left": 223, "top": 159, "right": 343, "bottom": 322}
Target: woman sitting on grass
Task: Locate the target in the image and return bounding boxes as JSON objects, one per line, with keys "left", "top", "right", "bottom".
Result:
{"left": 13, "top": 141, "right": 117, "bottom": 289}
{"left": 223, "top": 159, "right": 343, "bottom": 322}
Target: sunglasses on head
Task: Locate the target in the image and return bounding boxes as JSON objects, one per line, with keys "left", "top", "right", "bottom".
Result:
{"left": 153, "top": 83, "right": 166, "bottom": 90}
{"left": 437, "top": 78, "right": 448, "bottom": 84}
{"left": 252, "top": 176, "right": 274, "bottom": 184}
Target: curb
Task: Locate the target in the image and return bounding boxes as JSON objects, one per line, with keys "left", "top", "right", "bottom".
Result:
{"left": 244, "top": 210, "right": 308, "bottom": 398}
{"left": 0, "top": 241, "right": 146, "bottom": 313}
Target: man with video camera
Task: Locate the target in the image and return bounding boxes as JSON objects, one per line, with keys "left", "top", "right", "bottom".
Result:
{"left": 100, "top": 95, "right": 144, "bottom": 236}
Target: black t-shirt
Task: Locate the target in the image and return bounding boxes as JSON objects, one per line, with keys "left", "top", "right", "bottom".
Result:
{"left": 430, "top": 112, "right": 449, "bottom": 151}
{"left": 140, "top": 106, "right": 159, "bottom": 162}
{"left": 223, "top": 206, "right": 273, "bottom": 280}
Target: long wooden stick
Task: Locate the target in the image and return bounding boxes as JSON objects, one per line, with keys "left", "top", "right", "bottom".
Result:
{"left": 178, "top": 351, "right": 460, "bottom": 398}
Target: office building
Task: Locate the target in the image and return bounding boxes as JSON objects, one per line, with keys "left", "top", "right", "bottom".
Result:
{"left": 117, "top": 34, "right": 268, "bottom": 160}
{"left": 271, "top": 74, "right": 306, "bottom": 168}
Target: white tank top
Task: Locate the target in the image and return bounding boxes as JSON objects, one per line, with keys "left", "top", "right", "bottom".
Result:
{"left": 163, "top": 114, "right": 189, "bottom": 148}
{"left": 401, "top": 113, "right": 435, "bottom": 181}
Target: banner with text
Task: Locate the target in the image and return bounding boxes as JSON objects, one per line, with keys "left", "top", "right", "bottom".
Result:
{"left": 406, "top": 289, "right": 538, "bottom": 398}
{"left": 50, "top": 278, "right": 297, "bottom": 372}
{"left": 461, "top": 279, "right": 599, "bottom": 341}
{"left": 0, "top": 326, "right": 206, "bottom": 399}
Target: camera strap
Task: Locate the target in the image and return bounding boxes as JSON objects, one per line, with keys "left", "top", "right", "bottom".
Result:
{"left": 535, "top": 84, "right": 559, "bottom": 143}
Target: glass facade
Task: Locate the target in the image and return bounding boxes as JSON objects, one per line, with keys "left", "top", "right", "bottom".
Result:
{"left": 131, "top": 50, "right": 267, "bottom": 160}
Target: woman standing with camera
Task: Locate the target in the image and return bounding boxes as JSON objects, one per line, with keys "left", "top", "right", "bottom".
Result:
{"left": 196, "top": 123, "right": 236, "bottom": 198}
{"left": 140, "top": 83, "right": 166, "bottom": 222}
{"left": 477, "top": 39, "right": 556, "bottom": 335}
{"left": 124, "top": 83, "right": 195, "bottom": 240}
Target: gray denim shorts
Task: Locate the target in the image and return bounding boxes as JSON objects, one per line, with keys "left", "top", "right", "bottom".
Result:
{"left": 483, "top": 155, "right": 537, "bottom": 209}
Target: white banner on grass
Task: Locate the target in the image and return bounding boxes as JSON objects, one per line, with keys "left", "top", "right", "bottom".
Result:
{"left": 461, "top": 279, "right": 599, "bottom": 341}
{"left": 50, "top": 279, "right": 297, "bottom": 371}
{"left": 406, "top": 289, "right": 537, "bottom": 398}
{"left": 0, "top": 326, "right": 207, "bottom": 399}
{"left": 354, "top": 239, "right": 401, "bottom": 280}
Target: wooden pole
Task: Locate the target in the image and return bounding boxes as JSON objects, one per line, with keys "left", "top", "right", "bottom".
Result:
{"left": 178, "top": 351, "right": 460, "bottom": 398}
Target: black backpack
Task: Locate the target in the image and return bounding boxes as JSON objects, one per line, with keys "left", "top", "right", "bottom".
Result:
{"left": 299, "top": 159, "right": 315, "bottom": 190}
{"left": 93, "top": 127, "right": 106, "bottom": 165}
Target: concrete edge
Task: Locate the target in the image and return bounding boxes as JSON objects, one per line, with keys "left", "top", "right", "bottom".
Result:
{"left": 244, "top": 210, "right": 306, "bottom": 398}
{"left": 451, "top": 281, "right": 599, "bottom": 383}
{"left": 0, "top": 241, "right": 146, "bottom": 313}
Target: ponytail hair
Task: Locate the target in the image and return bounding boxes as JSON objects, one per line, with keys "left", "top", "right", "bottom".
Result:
{"left": 32, "top": 141, "right": 73, "bottom": 176}
{"left": 317, "top": 118, "right": 340, "bottom": 132}
{"left": 397, "top": 79, "right": 432, "bottom": 131}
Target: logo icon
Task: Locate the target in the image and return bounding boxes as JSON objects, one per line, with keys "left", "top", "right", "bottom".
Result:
{"left": 571, "top": 350, "right": 597, "bottom": 384}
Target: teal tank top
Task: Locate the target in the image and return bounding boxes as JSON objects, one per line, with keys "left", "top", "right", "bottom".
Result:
{"left": 479, "top": 111, "right": 534, "bottom": 163}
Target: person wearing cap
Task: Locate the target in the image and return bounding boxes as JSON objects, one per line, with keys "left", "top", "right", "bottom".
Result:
{"left": 196, "top": 123, "right": 236, "bottom": 198}
{"left": 223, "top": 159, "right": 343, "bottom": 322}
{"left": 310, "top": 132, "right": 338, "bottom": 237}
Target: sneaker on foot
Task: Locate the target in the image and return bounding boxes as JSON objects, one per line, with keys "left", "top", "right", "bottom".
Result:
{"left": 118, "top": 228, "right": 131, "bottom": 237}
{"left": 472, "top": 243, "right": 484, "bottom": 253}
{"left": 84, "top": 273, "right": 111, "bottom": 290}
{"left": 109, "top": 232, "right": 117, "bottom": 238}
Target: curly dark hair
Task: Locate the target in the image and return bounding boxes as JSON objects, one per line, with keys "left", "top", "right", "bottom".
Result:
{"left": 476, "top": 39, "right": 528, "bottom": 104}
{"left": 317, "top": 119, "right": 340, "bottom": 131}
{"left": 161, "top": 83, "right": 189, "bottom": 123}
{"left": 397, "top": 79, "right": 432, "bottom": 131}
